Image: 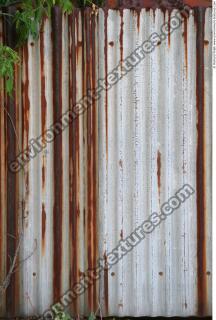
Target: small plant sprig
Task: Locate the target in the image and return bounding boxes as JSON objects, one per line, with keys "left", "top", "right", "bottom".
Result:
{"left": 0, "top": 43, "right": 20, "bottom": 95}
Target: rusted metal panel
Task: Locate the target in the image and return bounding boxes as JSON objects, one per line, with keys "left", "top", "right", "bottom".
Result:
{"left": 0, "top": 5, "right": 212, "bottom": 318}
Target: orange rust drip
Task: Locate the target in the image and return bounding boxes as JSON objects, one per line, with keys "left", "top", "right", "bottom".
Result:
{"left": 157, "top": 150, "right": 161, "bottom": 200}
{"left": 42, "top": 203, "right": 46, "bottom": 254}
{"left": 183, "top": 17, "right": 188, "bottom": 77}
{"left": 104, "top": 9, "right": 108, "bottom": 160}
{"left": 194, "top": 8, "right": 207, "bottom": 316}
{"left": 69, "top": 11, "right": 79, "bottom": 314}
{"left": 85, "top": 10, "right": 98, "bottom": 311}
{"left": 51, "top": 6, "right": 63, "bottom": 301}
{"left": 136, "top": 9, "right": 141, "bottom": 31}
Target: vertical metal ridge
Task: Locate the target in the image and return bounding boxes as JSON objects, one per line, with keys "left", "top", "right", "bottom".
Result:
{"left": 69, "top": 10, "right": 79, "bottom": 314}
{"left": 194, "top": 7, "right": 207, "bottom": 316}
{"left": 51, "top": 6, "right": 63, "bottom": 301}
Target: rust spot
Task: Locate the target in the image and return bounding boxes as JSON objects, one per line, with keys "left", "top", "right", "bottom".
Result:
{"left": 30, "top": 42, "right": 34, "bottom": 47}
{"left": 33, "top": 272, "right": 36, "bottom": 277}
{"left": 120, "top": 229, "right": 124, "bottom": 239}
{"left": 119, "top": 159, "right": 123, "bottom": 168}
{"left": 111, "top": 272, "right": 115, "bottom": 276}
{"left": 204, "top": 40, "right": 209, "bottom": 46}
{"left": 157, "top": 150, "right": 161, "bottom": 200}
{"left": 159, "top": 271, "right": 163, "bottom": 276}
{"left": 206, "top": 271, "right": 211, "bottom": 276}
{"left": 157, "top": 40, "right": 161, "bottom": 46}
{"left": 52, "top": 6, "right": 63, "bottom": 302}
{"left": 194, "top": 8, "right": 207, "bottom": 316}
{"left": 104, "top": 253, "right": 109, "bottom": 313}
{"left": 42, "top": 203, "right": 46, "bottom": 254}
{"left": 109, "top": 41, "right": 114, "bottom": 46}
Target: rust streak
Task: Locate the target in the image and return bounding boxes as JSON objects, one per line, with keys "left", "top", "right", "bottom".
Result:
{"left": 104, "top": 253, "right": 109, "bottom": 313}
{"left": 183, "top": 17, "right": 188, "bottom": 77}
{"left": 42, "top": 203, "right": 46, "bottom": 254}
{"left": 52, "top": 6, "right": 63, "bottom": 301}
{"left": 194, "top": 8, "right": 207, "bottom": 316}
{"left": 104, "top": 9, "right": 108, "bottom": 160}
{"left": 69, "top": 10, "right": 79, "bottom": 314}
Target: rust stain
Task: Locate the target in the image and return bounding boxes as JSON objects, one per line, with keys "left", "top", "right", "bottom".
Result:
{"left": 41, "top": 203, "right": 46, "bottom": 254}
{"left": 85, "top": 10, "right": 98, "bottom": 311}
{"left": 51, "top": 6, "right": 63, "bottom": 302}
{"left": 204, "top": 40, "right": 209, "bottom": 46}
{"left": 183, "top": 17, "right": 188, "bottom": 77}
{"left": 40, "top": 17, "right": 47, "bottom": 192}
{"left": 104, "top": 253, "right": 109, "bottom": 313}
{"left": 159, "top": 271, "right": 163, "bottom": 276}
{"left": 104, "top": 0, "right": 211, "bottom": 8}
{"left": 69, "top": 10, "right": 79, "bottom": 313}
{"left": 104, "top": 9, "right": 109, "bottom": 160}
{"left": 120, "top": 229, "right": 123, "bottom": 239}
{"left": 168, "top": 11, "right": 171, "bottom": 47}
{"left": 109, "top": 41, "right": 114, "bottom": 47}
{"left": 157, "top": 150, "right": 161, "bottom": 200}
{"left": 194, "top": 8, "right": 207, "bottom": 316}
{"left": 119, "top": 9, "right": 124, "bottom": 65}
{"left": 135, "top": 9, "right": 141, "bottom": 31}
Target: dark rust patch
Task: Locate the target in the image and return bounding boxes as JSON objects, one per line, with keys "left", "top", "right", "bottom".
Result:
{"left": 120, "top": 229, "right": 123, "bottom": 239}
{"left": 157, "top": 150, "right": 161, "bottom": 200}
{"left": 159, "top": 271, "right": 163, "bottom": 276}
{"left": 194, "top": 8, "right": 207, "bottom": 317}
{"left": 204, "top": 40, "right": 209, "bottom": 46}
{"left": 104, "top": 0, "right": 211, "bottom": 8}
{"left": 109, "top": 41, "right": 114, "bottom": 47}
{"left": 42, "top": 203, "right": 46, "bottom": 254}
{"left": 51, "top": 6, "right": 63, "bottom": 302}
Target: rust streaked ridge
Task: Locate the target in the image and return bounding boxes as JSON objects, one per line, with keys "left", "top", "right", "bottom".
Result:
{"left": 195, "top": 7, "right": 207, "bottom": 316}
{"left": 51, "top": 6, "right": 63, "bottom": 301}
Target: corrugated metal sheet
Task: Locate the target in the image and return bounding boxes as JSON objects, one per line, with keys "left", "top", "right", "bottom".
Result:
{"left": 0, "top": 5, "right": 212, "bottom": 318}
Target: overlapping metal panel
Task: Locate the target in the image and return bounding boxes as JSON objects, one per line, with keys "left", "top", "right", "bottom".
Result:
{"left": 0, "top": 5, "right": 212, "bottom": 318}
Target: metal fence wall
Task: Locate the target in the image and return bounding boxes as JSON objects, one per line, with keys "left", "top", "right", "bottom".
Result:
{"left": 0, "top": 5, "right": 212, "bottom": 318}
